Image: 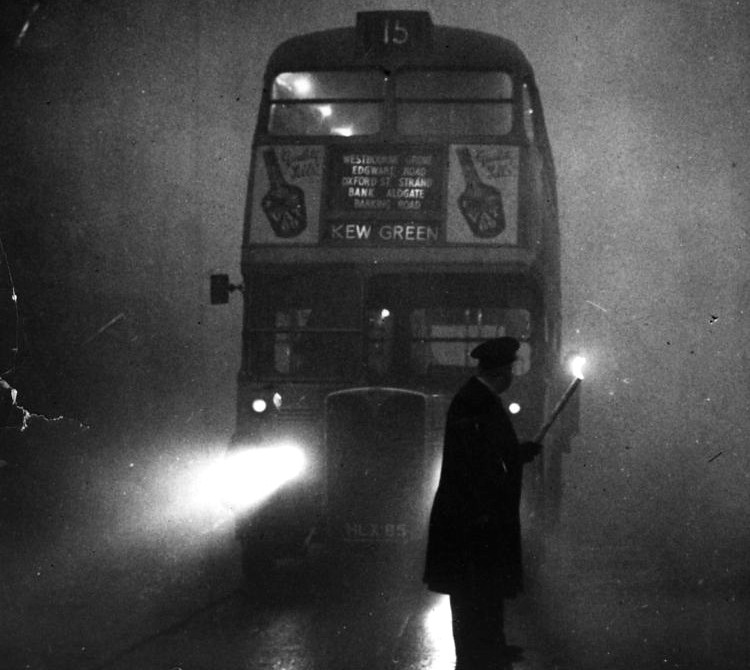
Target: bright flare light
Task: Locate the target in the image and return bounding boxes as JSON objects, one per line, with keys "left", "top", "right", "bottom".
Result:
{"left": 508, "top": 402, "right": 521, "bottom": 415}
{"left": 423, "top": 595, "right": 454, "bottom": 666}
{"left": 569, "top": 355, "right": 587, "bottom": 380}
{"left": 252, "top": 398, "right": 268, "bottom": 413}
{"left": 202, "top": 444, "right": 307, "bottom": 513}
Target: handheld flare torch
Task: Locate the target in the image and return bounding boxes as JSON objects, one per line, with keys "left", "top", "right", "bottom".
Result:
{"left": 533, "top": 356, "right": 585, "bottom": 443}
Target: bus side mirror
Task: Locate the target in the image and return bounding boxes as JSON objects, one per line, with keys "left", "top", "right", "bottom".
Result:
{"left": 210, "top": 274, "right": 243, "bottom": 304}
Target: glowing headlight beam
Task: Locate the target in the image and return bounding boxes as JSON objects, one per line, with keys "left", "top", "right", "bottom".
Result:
{"left": 200, "top": 443, "right": 307, "bottom": 513}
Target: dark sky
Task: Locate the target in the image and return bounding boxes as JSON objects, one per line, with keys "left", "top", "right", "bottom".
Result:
{"left": 1, "top": 0, "right": 748, "bottom": 564}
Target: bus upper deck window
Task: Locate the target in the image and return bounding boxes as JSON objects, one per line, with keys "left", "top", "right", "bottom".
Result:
{"left": 395, "top": 70, "right": 513, "bottom": 136}
{"left": 395, "top": 71, "right": 512, "bottom": 99}
{"left": 268, "top": 70, "right": 385, "bottom": 136}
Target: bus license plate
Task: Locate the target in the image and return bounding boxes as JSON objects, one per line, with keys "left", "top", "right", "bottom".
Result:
{"left": 344, "top": 522, "right": 408, "bottom": 541}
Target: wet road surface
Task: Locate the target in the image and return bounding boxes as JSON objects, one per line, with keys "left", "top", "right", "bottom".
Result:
{"left": 3, "top": 423, "right": 749, "bottom": 670}
{"left": 97, "top": 550, "right": 561, "bottom": 670}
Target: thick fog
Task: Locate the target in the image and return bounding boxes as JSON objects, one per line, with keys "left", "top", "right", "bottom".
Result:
{"left": 1, "top": 0, "right": 748, "bottom": 664}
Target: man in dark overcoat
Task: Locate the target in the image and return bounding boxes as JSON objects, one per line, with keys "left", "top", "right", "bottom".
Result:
{"left": 423, "top": 337, "right": 541, "bottom": 669}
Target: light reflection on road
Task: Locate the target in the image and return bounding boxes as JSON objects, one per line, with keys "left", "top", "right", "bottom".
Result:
{"left": 101, "top": 557, "right": 462, "bottom": 670}
{"left": 420, "top": 594, "right": 455, "bottom": 670}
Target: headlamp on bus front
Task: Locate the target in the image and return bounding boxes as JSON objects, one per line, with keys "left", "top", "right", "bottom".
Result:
{"left": 216, "top": 441, "right": 308, "bottom": 512}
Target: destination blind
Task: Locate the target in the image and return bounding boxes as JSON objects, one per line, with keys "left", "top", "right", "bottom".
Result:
{"left": 324, "top": 145, "right": 444, "bottom": 245}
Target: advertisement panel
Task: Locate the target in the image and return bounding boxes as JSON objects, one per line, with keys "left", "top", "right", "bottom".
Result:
{"left": 249, "top": 145, "right": 324, "bottom": 245}
{"left": 447, "top": 144, "right": 519, "bottom": 245}
{"left": 249, "top": 144, "right": 520, "bottom": 247}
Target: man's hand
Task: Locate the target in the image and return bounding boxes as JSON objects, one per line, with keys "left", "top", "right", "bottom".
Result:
{"left": 520, "top": 441, "right": 543, "bottom": 461}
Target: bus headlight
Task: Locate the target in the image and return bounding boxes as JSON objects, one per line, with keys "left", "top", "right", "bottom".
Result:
{"left": 216, "top": 442, "right": 307, "bottom": 512}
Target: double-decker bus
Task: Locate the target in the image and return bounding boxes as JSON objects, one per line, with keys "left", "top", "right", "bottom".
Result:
{"left": 211, "top": 11, "right": 577, "bottom": 576}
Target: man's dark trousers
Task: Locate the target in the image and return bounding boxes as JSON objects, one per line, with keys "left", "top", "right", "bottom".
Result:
{"left": 450, "top": 585, "right": 506, "bottom": 669}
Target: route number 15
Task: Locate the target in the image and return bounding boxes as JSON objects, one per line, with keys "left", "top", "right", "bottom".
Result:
{"left": 356, "top": 12, "right": 430, "bottom": 56}
{"left": 382, "top": 18, "right": 409, "bottom": 45}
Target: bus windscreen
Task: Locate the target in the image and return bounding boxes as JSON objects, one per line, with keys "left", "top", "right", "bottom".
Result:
{"left": 247, "top": 270, "right": 362, "bottom": 379}
{"left": 246, "top": 271, "right": 534, "bottom": 382}
{"left": 366, "top": 273, "right": 532, "bottom": 379}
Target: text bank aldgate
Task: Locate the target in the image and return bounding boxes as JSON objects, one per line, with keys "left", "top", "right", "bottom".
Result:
{"left": 210, "top": 11, "right": 579, "bottom": 577}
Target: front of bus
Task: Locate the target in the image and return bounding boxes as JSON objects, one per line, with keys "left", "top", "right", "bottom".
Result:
{"left": 227, "top": 11, "right": 573, "bottom": 572}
